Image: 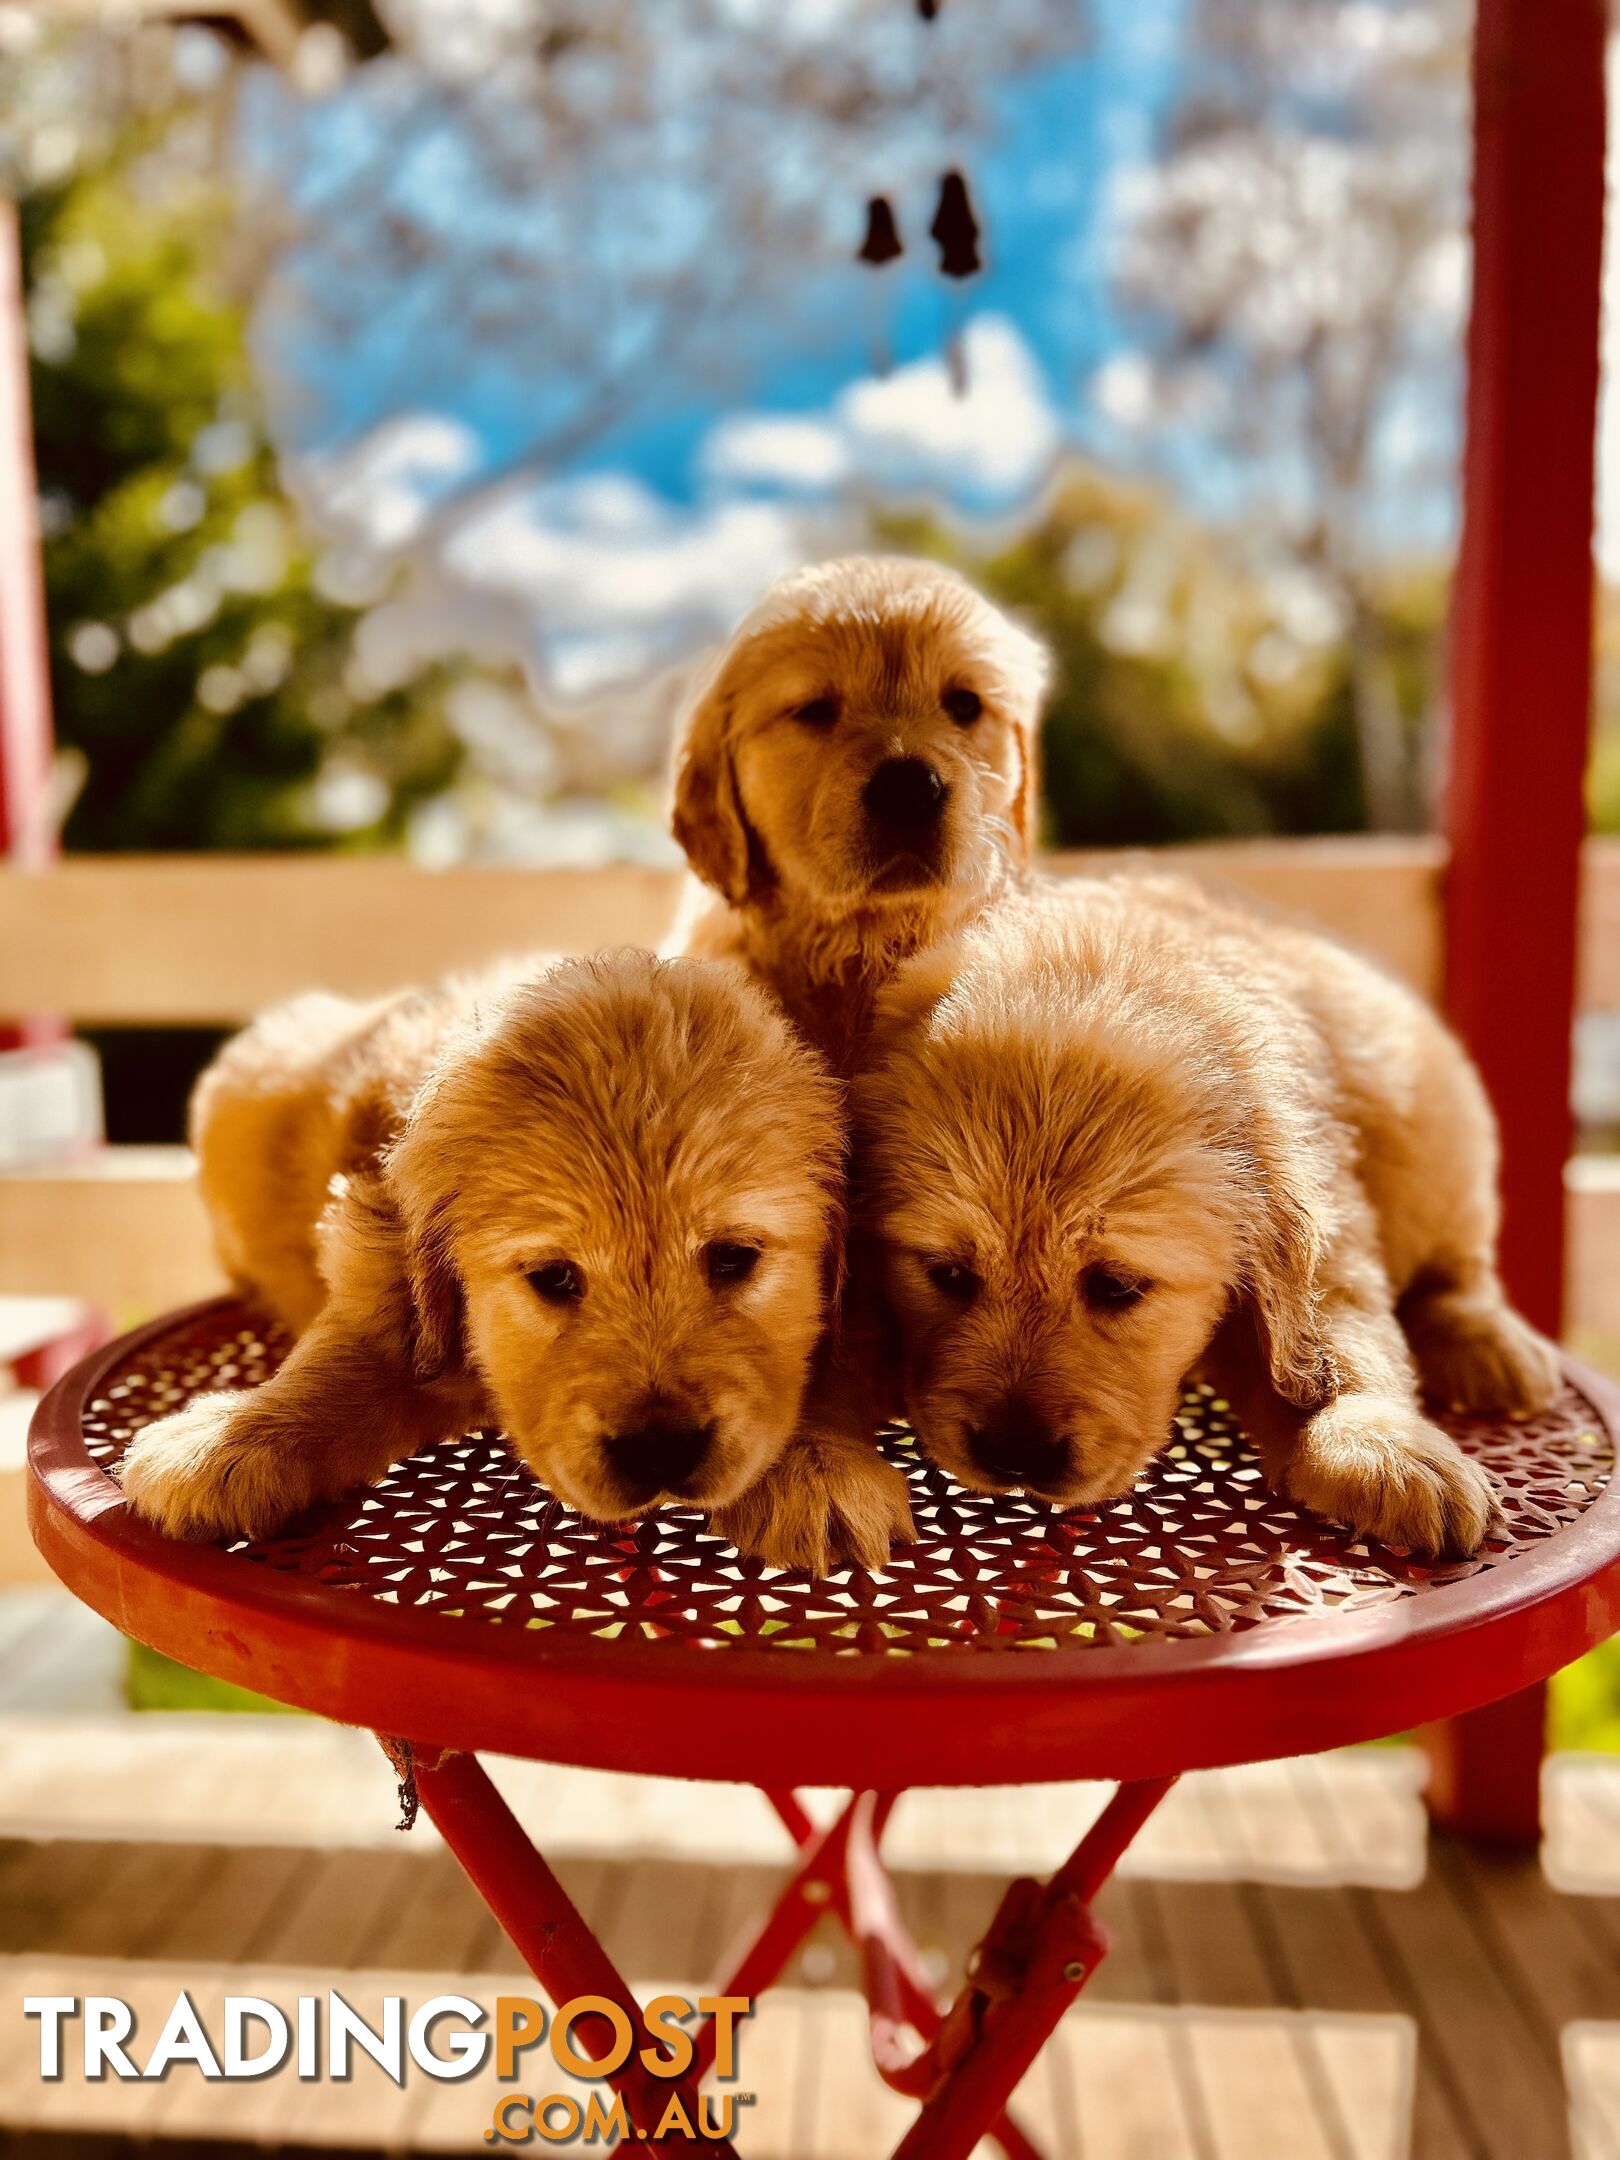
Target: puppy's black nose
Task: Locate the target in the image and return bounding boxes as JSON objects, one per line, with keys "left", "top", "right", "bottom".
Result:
{"left": 606, "top": 1418, "right": 713, "bottom": 1501}
{"left": 969, "top": 1399, "right": 1067, "bottom": 1490}
{"left": 863, "top": 756, "right": 946, "bottom": 835}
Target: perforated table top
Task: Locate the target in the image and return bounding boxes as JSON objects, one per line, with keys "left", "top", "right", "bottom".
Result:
{"left": 29, "top": 1300, "right": 1620, "bottom": 1788}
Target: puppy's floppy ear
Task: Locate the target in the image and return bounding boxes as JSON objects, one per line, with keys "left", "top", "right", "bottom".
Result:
{"left": 314, "top": 1167, "right": 462, "bottom": 1385}
{"left": 1242, "top": 1121, "right": 1333, "bottom": 1409}
{"left": 1008, "top": 717, "right": 1040, "bottom": 866}
{"left": 381, "top": 1087, "right": 466, "bottom": 1385}
{"left": 398, "top": 1191, "right": 464, "bottom": 1383}
{"left": 998, "top": 616, "right": 1050, "bottom": 868}
{"left": 671, "top": 668, "right": 759, "bottom": 905}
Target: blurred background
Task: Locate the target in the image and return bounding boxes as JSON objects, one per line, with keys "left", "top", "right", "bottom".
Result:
{"left": 9, "top": 0, "right": 1620, "bottom": 1134}
{"left": 8, "top": 0, "right": 1492, "bottom": 869}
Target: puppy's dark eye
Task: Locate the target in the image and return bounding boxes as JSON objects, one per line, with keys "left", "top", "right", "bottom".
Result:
{"left": 928, "top": 1259, "right": 981, "bottom": 1304}
{"left": 706, "top": 1241, "right": 762, "bottom": 1286}
{"left": 528, "top": 1261, "right": 584, "bottom": 1305}
{"left": 795, "top": 697, "right": 840, "bottom": 728}
{"left": 942, "top": 687, "right": 982, "bottom": 727}
{"left": 1081, "top": 1265, "right": 1149, "bottom": 1312}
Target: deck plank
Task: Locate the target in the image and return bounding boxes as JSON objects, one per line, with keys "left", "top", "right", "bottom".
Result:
{"left": 1149, "top": 1877, "right": 1278, "bottom": 2005}
{"left": 1185, "top": 2010, "right": 1344, "bottom": 2160}
{"left": 733, "top": 1983, "right": 814, "bottom": 2160}
{"left": 1358, "top": 1869, "right": 1570, "bottom": 2160}
{"left": 1259, "top": 1880, "right": 1473, "bottom": 2160}
{"left": 1439, "top": 1838, "right": 1620, "bottom": 2041}
{"left": 1546, "top": 1757, "right": 1620, "bottom": 1894}
{"left": 1562, "top": 2025, "right": 1620, "bottom": 2160}
{"left": 1052, "top": 2006, "right": 1212, "bottom": 2160}
{"left": 361, "top": 1846, "right": 494, "bottom": 1976}
{"left": 253, "top": 1846, "right": 424, "bottom": 1972}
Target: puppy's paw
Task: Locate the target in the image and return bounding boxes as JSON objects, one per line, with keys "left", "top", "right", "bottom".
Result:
{"left": 715, "top": 1437, "right": 916, "bottom": 1575}
{"left": 1284, "top": 1394, "right": 1496, "bottom": 1557}
{"left": 1403, "top": 1291, "right": 1561, "bottom": 1418}
{"left": 120, "top": 1390, "right": 321, "bottom": 1544}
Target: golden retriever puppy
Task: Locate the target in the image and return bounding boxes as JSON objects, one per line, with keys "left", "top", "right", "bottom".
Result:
{"left": 671, "top": 555, "right": 1049, "bottom": 1073}
{"left": 120, "top": 952, "right": 850, "bottom": 1554}
{"left": 856, "top": 879, "right": 1560, "bottom": 1555}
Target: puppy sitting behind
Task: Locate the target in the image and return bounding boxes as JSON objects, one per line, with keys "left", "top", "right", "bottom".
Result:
{"left": 856, "top": 880, "right": 1559, "bottom": 1555}
{"left": 120, "top": 952, "right": 846, "bottom": 1556}
{"left": 672, "top": 555, "right": 1048, "bottom": 1074}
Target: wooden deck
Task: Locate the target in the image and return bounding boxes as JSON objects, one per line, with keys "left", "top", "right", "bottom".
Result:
{"left": 0, "top": 1592, "right": 1618, "bottom": 2157}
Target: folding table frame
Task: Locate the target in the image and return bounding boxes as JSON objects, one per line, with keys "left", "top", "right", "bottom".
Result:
{"left": 29, "top": 1302, "right": 1620, "bottom": 2158}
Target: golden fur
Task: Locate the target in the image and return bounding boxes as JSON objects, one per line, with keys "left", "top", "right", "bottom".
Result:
{"left": 672, "top": 555, "right": 1049, "bottom": 1074}
{"left": 855, "top": 875, "right": 1559, "bottom": 1556}
{"left": 122, "top": 560, "right": 1542, "bottom": 1577}
{"left": 663, "top": 554, "right": 1045, "bottom": 1565}
{"left": 120, "top": 952, "right": 847, "bottom": 1552}
{"left": 709, "top": 1237, "right": 913, "bottom": 1573}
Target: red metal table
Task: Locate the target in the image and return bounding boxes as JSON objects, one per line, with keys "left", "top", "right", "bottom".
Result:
{"left": 28, "top": 1299, "right": 1620, "bottom": 2159}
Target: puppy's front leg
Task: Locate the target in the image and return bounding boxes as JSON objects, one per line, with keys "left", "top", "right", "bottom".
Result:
{"left": 715, "top": 1424, "right": 916, "bottom": 1575}
{"left": 122, "top": 1171, "right": 481, "bottom": 1543}
{"left": 120, "top": 1328, "right": 482, "bottom": 1543}
{"left": 1273, "top": 1251, "right": 1496, "bottom": 1557}
{"left": 1398, "top": 1266, "right": 1561, "bottom": 1418}
{"left": 715, "top": 1303, "right": 916, "bottom": 1574}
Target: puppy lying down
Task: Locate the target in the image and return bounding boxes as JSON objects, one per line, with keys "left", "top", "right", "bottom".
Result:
{"left": 856, "top": 877, "right": 1559, "bottom": 1555}
{"left": 120, "top": 952, "right": 847, "bottom": 1555}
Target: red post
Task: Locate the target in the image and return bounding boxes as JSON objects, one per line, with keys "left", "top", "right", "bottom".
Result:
{"left": 0, "top": 197, "right": 53, "bottom": 871}
{"left": 1430, "top": 0, "right": 1607, "bottom": 1844}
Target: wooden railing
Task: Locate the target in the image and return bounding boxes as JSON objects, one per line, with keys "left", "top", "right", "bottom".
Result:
{"left": 2, "top": 836, "right": 1618, "bottom": 1334}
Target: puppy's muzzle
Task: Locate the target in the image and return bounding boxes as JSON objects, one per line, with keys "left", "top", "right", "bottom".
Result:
{"left": 968, "top": 1397, "right": 1068, "bottom": 1493}
{"left": 863, "top": 756, "right": 947, "bottom": 838}
{"left": 606, "top": 1409, "right": 715, "bottom": 1505}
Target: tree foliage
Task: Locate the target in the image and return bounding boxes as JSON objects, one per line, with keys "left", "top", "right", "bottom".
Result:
{"left": 1106, "top": 0, "right": 1468, "bottom": 830}
{"left": 12, "top": 31, "right": 465, "bottom": 851}
{"left": 882, "top": 468, "right": 1451, "bottom": 848}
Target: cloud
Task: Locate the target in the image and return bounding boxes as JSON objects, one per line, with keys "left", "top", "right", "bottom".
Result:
{"left": 443, "top": 474, "right": 817, "bottom": 698}
{"left": 346, "top": 470, "right": 837, "bottom": 720}
{"left": 701, "top": 414, "right": 855, "bottom": 492}
{"left": 838, "top": 317, "right": 1061, "bottom": 500}
{"left": 291, "top": 412, "right": 483, "bottom": 549}
{"left": 701, "top": 315, "right": 1062, "bottom": 505}
{"left": 302, "top": 316, "right": 1060, "bottom": 714}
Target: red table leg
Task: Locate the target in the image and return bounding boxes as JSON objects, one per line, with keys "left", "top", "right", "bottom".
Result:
{"left": 405, "top": 1745, "right": 737, "bottom": 2154}
{"left": 1421, "top": 1685, "right": 1548, "bottom": 1847}
{"left": 396, "top": 1747, "right": 1171, "bottom": 2160}
{"left": 714, "top": 1790, "right": 1039, "bottom": 2160}
{"left": 888, "top": 1778, "right": 1176, "bottom": 2160}
{"left": 693, "top": 1789, "right": 897, "bottom": 2076}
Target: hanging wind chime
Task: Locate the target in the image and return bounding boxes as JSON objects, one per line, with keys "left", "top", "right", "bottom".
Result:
{"left": 854, "top": 0, "right": 985, "bottom": 394}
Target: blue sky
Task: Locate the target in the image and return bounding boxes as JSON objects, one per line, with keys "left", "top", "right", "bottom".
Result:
{"left": 254, "top": 0, "right": 1187, "bottom": 515}
{"left": 240, "top": 0, "right": 1477, "bottom": 726}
